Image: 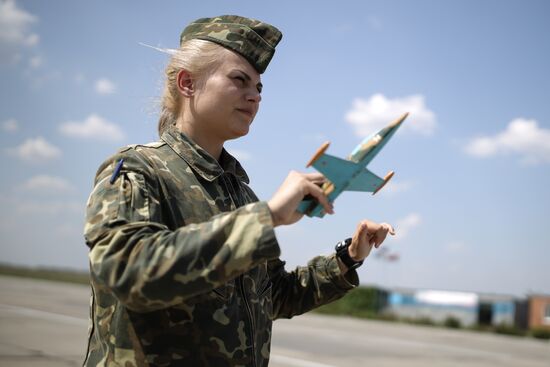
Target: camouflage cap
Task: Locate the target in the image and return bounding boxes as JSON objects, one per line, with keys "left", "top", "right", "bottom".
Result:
{"left": 180, "top": 15, "right": 282, "bottom": 74}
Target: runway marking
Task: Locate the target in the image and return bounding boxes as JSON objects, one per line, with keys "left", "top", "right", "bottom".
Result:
{"left": 0, "top": 304, "right": 88, "bottom": 327}
{"left": 270, "top": 354, "right": 337, "bottom": 367}
{"left": 275, "top": 321, "right": 513, "bottom": 360}
{"left": 0, "top": 304, "right": 336, "bottom": 366}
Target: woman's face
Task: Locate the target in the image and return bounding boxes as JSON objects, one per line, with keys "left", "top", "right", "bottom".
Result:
{"left": 191, "top": 49, "right": 263, "bottom": 142}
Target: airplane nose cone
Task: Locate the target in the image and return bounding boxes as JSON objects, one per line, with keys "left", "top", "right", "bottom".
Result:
{"left": 389, "top": 112, "right": 409, "bottom": 129}
{"left": 379, "top": 112, "right": 409, "bottom": 138}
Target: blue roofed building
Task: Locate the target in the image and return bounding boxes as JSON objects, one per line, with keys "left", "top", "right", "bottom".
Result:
{"left": 383, "top": 287, "right": 517, "bottom": 328}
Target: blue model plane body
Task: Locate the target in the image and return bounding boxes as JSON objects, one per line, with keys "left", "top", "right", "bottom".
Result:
{"left": 297, "top": 113, "right": 408, "bottom": 218}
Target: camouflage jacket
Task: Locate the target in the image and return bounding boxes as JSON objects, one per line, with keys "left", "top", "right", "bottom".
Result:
{"left": 83, "top": 127, "right": 358, "bottom": 367}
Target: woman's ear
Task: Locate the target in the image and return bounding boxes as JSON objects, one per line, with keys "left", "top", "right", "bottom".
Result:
{"left": 177, "top": 69, "right": 194, "bottom": 97}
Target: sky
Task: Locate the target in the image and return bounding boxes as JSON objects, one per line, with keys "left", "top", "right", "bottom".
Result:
{"left": 1, "top": 0, "right": 549, "bottom": 297}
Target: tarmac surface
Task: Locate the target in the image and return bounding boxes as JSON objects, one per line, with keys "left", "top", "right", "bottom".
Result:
{"left": 0, "top": 275, "right": 548, "bottom": 367}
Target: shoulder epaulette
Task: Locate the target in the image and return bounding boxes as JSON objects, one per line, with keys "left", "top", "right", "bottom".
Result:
{"left": 139, "top": 141, "right": 165, "bottom": 149}
{"left": 117, "top": 141, "right": 165, "bottom": 153}
{"left": 118, "top": 144, "right": 138, "bottom": 153}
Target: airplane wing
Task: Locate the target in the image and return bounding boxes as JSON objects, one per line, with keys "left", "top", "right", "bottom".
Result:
{"left": 346, "top": 168, "right": 384, "bottom": 192}
{"left": 310, "top": 153, "right": 360, "bottom": 189}
{"left": 311, "top": 153, "right": 384, "bottom": 193}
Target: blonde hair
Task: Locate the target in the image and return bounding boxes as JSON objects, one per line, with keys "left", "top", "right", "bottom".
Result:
{"left": 158, "top": 39, "right": 228, "bottom": 137}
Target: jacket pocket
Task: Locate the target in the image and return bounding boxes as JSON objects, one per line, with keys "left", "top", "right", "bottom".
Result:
{"left": 258, "top": 282, "right": 273, "bottom": 321}
{"left": 212, "top": 280, "right": 235, "bottom": 301}
{"left": 258, "top": 279, "right": 272, "bottom": 299}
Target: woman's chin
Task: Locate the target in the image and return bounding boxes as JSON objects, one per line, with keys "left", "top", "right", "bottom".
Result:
{"left": 228, "top": 123, "right": 251, "bottom": 139}
{"left": 229, "top": 130, "right": 249, "bottom": 141}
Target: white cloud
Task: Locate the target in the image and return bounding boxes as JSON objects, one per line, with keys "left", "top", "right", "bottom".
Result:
{"left": 464, "top": 118, "right": 550, "bottom": 165}
{"left": 393, "top": 212, "right": 422, "bottom": 241}
{"left": 0, "top": 0, "right": 39, "bottom": 63}
{"left": 2, "top": 118, "right": 18, "bottom": 132}
{"left": 95, "top": 78, "right": 116, "bottom": 95}
{"left": 9, "top": 136, "right": 61, "bottom": 161}
{"left": 59, "top": 114, "right": 125, "bottom": 142}
{"left": 20, "top": 175, "right": 75, "bottom": 193}
{"left": 230, "top": 149, "right": 252, "bottom": 161}
{"left": 346, "top": 94, "right": 437, "bottom": 137}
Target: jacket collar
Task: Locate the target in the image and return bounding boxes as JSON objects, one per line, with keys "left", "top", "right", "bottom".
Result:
{"left": 161, "top": 127, "right": 250, "bottom": 184}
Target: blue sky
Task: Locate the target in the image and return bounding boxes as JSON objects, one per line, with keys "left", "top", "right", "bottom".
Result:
{"left": 1, "top": 0, "right": 549, "bottom": 296}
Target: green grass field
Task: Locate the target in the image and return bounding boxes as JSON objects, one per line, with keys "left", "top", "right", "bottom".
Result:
{"left": 0, "top": 263, "right": 89, "bottom": 285}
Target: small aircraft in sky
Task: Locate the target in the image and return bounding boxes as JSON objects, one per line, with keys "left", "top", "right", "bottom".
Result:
{"left": 374, "top": 246, "right": 400, "bottom": 262}
{"left": 297, "top": 112, "right": 409, "bottom": 218}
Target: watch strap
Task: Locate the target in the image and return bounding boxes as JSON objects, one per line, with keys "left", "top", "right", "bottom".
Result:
{"left": 335, "top": 238, "right": 363, "bottom": 270}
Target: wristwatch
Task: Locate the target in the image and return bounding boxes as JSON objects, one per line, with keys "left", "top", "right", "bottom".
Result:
{"left": 335, "top": 238, "right": 363, "bottom": 271}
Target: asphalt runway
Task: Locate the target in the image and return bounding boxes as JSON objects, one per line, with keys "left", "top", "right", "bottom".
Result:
{"left": 0, "top": 275, "right": 548, "bottom": 367}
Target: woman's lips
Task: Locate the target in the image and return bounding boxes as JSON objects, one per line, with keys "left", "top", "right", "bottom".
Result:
{"left": 236, "top": 108, "right": 253, "bottom": 117}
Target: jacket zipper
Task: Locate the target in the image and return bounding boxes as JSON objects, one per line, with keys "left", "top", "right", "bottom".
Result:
{"left": 222, "top": 173, "right": 257, "bottom": 366}
{"left": 240, "top": 275, "right": 257, "bottom": 367}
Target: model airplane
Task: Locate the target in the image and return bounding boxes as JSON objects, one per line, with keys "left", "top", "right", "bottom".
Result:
{"left": 297, "top": 112, "right": 409, "bottom": 218}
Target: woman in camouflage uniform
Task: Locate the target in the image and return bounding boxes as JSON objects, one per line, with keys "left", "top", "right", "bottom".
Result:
{"left": 83, "top": 15, "right": 394, "bottom": 367}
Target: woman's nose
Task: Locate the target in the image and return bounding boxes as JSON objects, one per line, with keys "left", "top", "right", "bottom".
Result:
{"left": 247, "top": 89, "right": 261, "bottom": 103}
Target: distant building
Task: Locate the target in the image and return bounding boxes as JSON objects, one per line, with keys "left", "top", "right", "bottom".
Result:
{"left": 526, "top": 295, "right": 550, "bottom": 330}
{"left": 383, "top": 287, "right": 517, "bottom": 328}
{"left": 477, "top": 293, "right": 517, "bottom": 327}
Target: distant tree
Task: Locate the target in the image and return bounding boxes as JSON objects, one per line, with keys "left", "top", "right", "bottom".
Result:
{"left": 530, "top": 327, "right": 550, "bottom": 340}
{"left": 444, "top": 316, "right": 461, "bottom": 329}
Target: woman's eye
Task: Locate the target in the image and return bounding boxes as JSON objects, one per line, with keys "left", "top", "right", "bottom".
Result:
{"left": 234, "top": 76, "right": 245, "bottom": 84}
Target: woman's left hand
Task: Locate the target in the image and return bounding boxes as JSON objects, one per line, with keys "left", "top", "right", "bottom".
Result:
{"left": 348, "top": 220, "right": 395, "bottom": 262}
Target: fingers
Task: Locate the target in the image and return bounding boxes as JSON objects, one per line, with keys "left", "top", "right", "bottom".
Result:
{"left": 381, "top": 222, "right": 396, "bottom": 235}
{"left": 355, "top": 220, "right": 395, "bottom": 248}
{"left": 302, "top": 172, "right": 327, "bottom": 183}
{"left": 373, "top": 227, "right": 386, "bottom": 248}
{"left": 374, "top": 223, "right": 395, "bottom": 248}
{"left": 296, "top": 171, "right": 333, "bottom": 214}
{"left": 304, "top": 179, "right": 334, "bottom": 215}
{"left": 354, "top": 221, "right": 367, "bottom": 243}
{"left": 268, "top": 170, "right": 334, "bottom": 226}
{"left": 346, "top": 220, "right": 396, "bottom": 263}
{"left": 355, "top": 222, "right": 375, "bottom": 247}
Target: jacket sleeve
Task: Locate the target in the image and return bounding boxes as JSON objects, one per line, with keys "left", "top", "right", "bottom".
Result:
{"left": 84, "top": 151, "right": 281, "bottom": 313}
{"left": 267, "top": 255, "right": 359, "bottom": 319}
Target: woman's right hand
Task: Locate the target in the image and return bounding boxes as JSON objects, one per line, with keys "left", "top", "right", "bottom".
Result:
{"left": 267, "top": 171, "right": 334, "bottom": 227}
